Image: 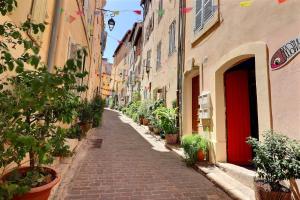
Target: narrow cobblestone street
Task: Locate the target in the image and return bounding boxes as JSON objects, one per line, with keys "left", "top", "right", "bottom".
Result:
{"left": 63, "top": 110, "right": 231, "bottom": 200}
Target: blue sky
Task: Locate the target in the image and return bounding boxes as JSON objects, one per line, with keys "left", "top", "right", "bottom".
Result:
{"left": 103, "top": 0, "right": 143, "bottom": 63}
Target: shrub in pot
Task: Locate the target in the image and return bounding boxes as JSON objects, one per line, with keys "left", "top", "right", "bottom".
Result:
{"left": 78, "top": 100, "right": 93, "bottom": 134}
{"left": 181, "top": 134, "right": 208, "bottom": 166}
{"left": 0, "top": 3, "right": 88, "bottom": 198}
{"left": 247, "top": 131, "right": 300, "bottom": 200}
{"left": 154, "top": 107, "right": 178, "bottom": 144}
{"left": 138, "top": 100, "right": 152, "bottom": 126}
{"left": 90, "top": 95, "right": 105, "bottom": 128}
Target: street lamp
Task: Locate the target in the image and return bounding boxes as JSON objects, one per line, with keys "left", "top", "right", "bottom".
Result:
{"left": 108, "top": 17, "right": 115, "bottom": 31}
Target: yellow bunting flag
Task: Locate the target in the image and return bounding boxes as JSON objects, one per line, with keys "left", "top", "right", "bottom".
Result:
{"left": 113, "top": 11, "right": 120, "bottom": 16}
{"left": 240, "top": 0, "right": 252, "bottom": 7}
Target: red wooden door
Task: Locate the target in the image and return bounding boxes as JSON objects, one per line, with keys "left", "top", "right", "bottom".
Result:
{"left": 192, "top": 75, "right": 200, "bottom": 132}
{"left": 225, "top": 70, "right": 252, "bottom": 165}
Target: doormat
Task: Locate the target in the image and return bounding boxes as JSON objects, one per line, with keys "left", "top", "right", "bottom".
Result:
{"left": 88, "top": 139, "right": 103, "bottom": 148}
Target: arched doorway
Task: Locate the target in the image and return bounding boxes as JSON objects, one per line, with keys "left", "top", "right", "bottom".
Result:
{"left": 213, "top": 42, "right": 272, "bottom": 163}
{"left": 224, "top": 58, "right": 258, "bottom": 165}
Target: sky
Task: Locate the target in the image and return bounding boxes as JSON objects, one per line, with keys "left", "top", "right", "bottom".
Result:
{"left": 103, "top": 0, "right": 143, "bottom": 64}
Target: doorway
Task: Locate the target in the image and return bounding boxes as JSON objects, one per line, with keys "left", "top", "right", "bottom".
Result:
{"left": 192, "top": 75, "right": 200, "bottom": 133}
{"left": 224, "top": 58, "right": 258, "bottom": 165}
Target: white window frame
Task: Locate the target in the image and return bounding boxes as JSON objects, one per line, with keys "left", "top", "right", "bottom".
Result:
{"left": 195, "top": 0, "right": 214, "bottom": 33}
{"left": 168, "top": 20, "right": 176, "bottom": 56}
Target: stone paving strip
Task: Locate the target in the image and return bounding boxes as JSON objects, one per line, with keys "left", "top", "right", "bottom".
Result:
{"left": 113, "top": 109, "right": 255, "bottom": 200}
{"left": 53, "top": 109, "right": 232, "bottom": 200}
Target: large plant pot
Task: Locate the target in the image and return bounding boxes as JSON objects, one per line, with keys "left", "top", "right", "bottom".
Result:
{"left": 197, "top": 149, "right": 206, "bottom": 161}
{"left": 165, "top": 133, "right": 178, "bottom": 144}
{"left": 254, "top": 181, "right": 291, "bottom": 200}
{"left": 148, "top": 125, "right": 154, "bottom": 132}
{"left": 142, "top": 118, "right": 149, "bottom": 126}
{"left": 80, "top": 122, "right": 92, "bottom": 133}
{"left": 3, "top": 167, "right": 60, "bottom": 200}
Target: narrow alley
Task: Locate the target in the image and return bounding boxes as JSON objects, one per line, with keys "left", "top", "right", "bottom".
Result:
{"left": 63, "top": 110, "right": 231, "bottom": 200}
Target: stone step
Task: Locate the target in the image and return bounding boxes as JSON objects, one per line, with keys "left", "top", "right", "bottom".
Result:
{"left": 216, "top": 162, "right": 256, "bottom": 190}
{"left": 195, "top": 163, "right": 255, "bottom": 200}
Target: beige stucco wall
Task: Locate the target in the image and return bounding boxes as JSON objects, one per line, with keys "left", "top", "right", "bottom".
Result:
{"left": 183, "top": 0, "right": 300, "bottom": 162}
{"left": 140, "top": 0, "right": 179, "bottom": 107}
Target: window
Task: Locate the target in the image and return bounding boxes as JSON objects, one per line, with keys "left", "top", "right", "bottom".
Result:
{"left": 168, "top": 20, "right": 176, "bottom": 55}
{"left": 156, "top": 41, "right": 162, "bottom": 70}
{"left": 146, "top": 50, "right": 151, "bottom": 73}
{"left": 158, "top": 0, "right": 163, "bottom": 23}
{"left": 195, "top": 0, "right": 214, "bottom": 32}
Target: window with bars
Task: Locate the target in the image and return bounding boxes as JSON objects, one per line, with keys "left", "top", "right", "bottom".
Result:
{"left": 156, "top": 41, "right": 162, "bottom": 70}
{"left": 168, "top": 20, "right": 176, "bottom": 56}
{"left": 195, "top": 0, "right": 214, "bottom": 32}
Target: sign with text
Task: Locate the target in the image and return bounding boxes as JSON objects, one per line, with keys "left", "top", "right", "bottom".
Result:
{"left": 270, "top": 37, "right": 300, "bottom": 70}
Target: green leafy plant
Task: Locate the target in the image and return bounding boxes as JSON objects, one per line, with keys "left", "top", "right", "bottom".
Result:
{"left": 0, "top": 1, "right": 88, "bottom": 198}
{"left": 181, "top": 134, "right": 208, "bottom": 166}
{"left": 137, "top": 99, "right": 153, "bottom": 119}
{"left": 66, "top": 124, "right": 83, "bottom": 140}
{"left": 90, "top": 95, "right": 106, "bottom": 127}
{"left": 247, "top": 131, "right": 300, "bottom": 192}
{"left": 49, "top": 128, "right": 71, "bottom": 157}
{"left": 154, "top": 107, "right": 178, "bottom": 134}
{"left": 78, "top": 100, "right": 93, "bottom": 124}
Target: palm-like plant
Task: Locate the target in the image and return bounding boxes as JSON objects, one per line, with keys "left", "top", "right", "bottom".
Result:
{"left": 154, "top": 107, "right": 178, "bottom": 134}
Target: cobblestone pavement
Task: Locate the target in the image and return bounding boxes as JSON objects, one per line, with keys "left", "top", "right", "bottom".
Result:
{"left": 64, "top": 110, "right": 231, "bottom": 200}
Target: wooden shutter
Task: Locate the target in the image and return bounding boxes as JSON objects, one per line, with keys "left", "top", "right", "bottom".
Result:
{"left": 195, "top": 0, "right": 203, "bottom": 31}
{"left": 203, "top": 0, "right": 213, "bottom": 24}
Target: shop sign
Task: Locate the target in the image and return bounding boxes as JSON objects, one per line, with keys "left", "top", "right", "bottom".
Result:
{"left": 270, "top": 37, "right": 300, "bottom": 70}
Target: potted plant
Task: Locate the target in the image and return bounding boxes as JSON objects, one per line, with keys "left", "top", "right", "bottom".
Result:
{"left": 78, "top": 100, "right": 93, "bottom": 134}
{"left": 0, "top": 2, "right": 88, "bottom": 197}
{"left": 247, "top": 131, "right": 300, "bottom": 200}
{"left": 90, "top": 95, "right": 105, "bottom": 128}
{"left": 181, "top": 134, "right": 208, "bottom": 166}
{"left": 138, "top": 100, "right": 152, "bottom": 126}
{"left": 154, "top": 107, "right": 178, "bottom": 144}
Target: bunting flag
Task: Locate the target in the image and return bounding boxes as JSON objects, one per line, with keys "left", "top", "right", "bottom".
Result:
{"left": 277, "top": 0, "right": 287, "bottom": 3}
{"left": 68, "top": 15, "right": 76, "bottom": 23}
{"left": 181, "top": 7, "right": 193, "bottom": 13}
{"left": 113, "top": 11, "right": 120, "bottom": 16}
{"left": 240, "top": 0, "right": 252, "bottom": 7}
{"left": 133, "top": 10, "right": 142, "bottom": 15}
{"left": 157, "top": 9, "right": 164, "bottom": 17}
{"left": 76, "top": 10, "right": 84, "bottom": 16}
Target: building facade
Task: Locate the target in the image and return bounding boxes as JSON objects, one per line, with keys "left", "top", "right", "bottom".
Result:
{"left": 182, "top": 0, "right": 300, "bottom": 164}
{"left": 112, "top": 30, "right": 131, "bottom": 106}
{"left": 140, "top": 0, "right": 180, "bottom": 107}
{"left": 127, "top": 22, "right": 143, "bottom": 102}
{"left": 100, "top": 58, "right": 113, "bottom": 101}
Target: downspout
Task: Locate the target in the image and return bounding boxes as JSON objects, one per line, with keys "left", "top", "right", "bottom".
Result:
{"left": 47, "top": 0, "right": 63, "bottom": 71}
{"left": 177, "top": 0, "right": 186, "bottom": 140}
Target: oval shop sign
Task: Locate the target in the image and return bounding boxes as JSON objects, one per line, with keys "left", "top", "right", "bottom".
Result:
{"left": 270, "top": 36, "right": 300, "bottom": 70}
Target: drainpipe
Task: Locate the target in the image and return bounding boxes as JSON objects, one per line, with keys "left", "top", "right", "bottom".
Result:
{"left": 177, "top": 0, "right": 186, "bottom": 140}
{"left": 47, "top": 0, "right": 63, "bottom": 71}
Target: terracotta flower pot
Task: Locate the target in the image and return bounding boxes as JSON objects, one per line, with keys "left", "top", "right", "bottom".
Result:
{"left": 165, "top": 133, "right": 178, "bottom": 144}
{"left": 149, "top": 125, "right": 154, "bottom": 132}
{"left": 80, "top": 122, "right": 92, "bottom": 133}
{"left": 254, "top": 180, "right": 291, "bottom": 200}
{"left": 139, "top": 116, "right": 144, "bottom": 125}
{"left": 143, "top": 118, "right": 149, "bottom": 126}
{"left": 3, "top": 167, "right": 60, "bottom": 200}
{"left": 197, "top": 149, "right": 206, "bottom": 161}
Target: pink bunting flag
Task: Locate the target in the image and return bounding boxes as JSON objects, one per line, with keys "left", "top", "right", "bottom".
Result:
{"left": 181, "top": 7, "right": 193, "bottom": 13}
{"left": 133, "top": 10, "right": 142, "bottom": 15}
{"left": 277, "top": 0, "right": 287, "bottom": 3}
{"left": 76, "top": 10, "right": 84, "bottom": 16}
{"left": 68, "top": 15, "right": 76, "bottom": 23}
